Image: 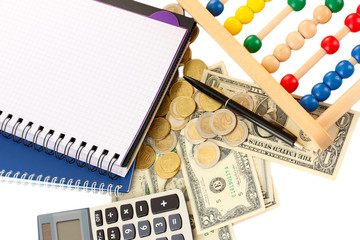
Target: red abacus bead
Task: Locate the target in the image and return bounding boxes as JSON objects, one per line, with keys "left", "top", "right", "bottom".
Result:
{"left": 321, "top": 36, "right": 340, "bottom": 54}
{"left": 281, "top": 74, "right": 299, "bottom": 93}
{"left": 345, "top": 13, "right": 360, "bottom": 32}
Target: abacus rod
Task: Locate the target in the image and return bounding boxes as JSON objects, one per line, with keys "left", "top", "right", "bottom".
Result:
{"left": 334, "top": 26, "right": 351, "bottom": 41}
{"left": 294, "top": 49, "right": 327, "bottom": 80}
{"left": 257, "top": 5, "right": 293, "bottom": 40}
{"left": 349, "top": 57, "right": 358, "bottom": 66}
{"left": 317, "top": 78, "right": 360, "bottom": 130}
{"left": 220, "top": 0, "right": 228, "bottom": 4}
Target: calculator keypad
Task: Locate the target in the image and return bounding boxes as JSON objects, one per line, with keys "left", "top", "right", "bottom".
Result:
{"left": 90, "top": 189, "right": 193, "bottom": 240}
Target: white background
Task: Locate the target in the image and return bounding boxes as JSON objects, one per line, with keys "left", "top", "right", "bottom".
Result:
{"left": 1, "top": 0, "right": 359, "bottom": 239}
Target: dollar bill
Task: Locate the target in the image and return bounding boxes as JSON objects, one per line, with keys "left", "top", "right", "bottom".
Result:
{"left": 177, "top": 132, "right": 265, "bottom": 234}
{"left": 201, "top": 70, "right": 359, "bottom": 179}
{"left": 208, "top": 61, "right": 228, "bottom": 76}
{"left": 111, "top": 169, "right": 150, "bottom": 202}
{"left": 253, "top": 157, "right": 274, "bottom": 205}
{"left": 145, "top": 148, "right": 236, "bottom": 240}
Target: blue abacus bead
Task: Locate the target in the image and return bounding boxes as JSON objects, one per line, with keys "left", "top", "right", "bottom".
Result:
{"left": 335, "top": 60, "right": 355, "bottom": 79}
{"left": 323, "top": 71, "right": 342, "bottom": 90}
{"left": 311, "top": 83, "right": 331, "bottom": 102}
{"left": 351, "top": 45, "right": 360, "bottom": 63}
{"left": 206, "top": 0, "right": 224, "bottom": 16}
{"left": 299, "top": 94, "right": 319, "bottom": 112}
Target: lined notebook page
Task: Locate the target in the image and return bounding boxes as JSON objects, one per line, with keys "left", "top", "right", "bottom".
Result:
{"left": 0, "top": 0, "right": 187, "bottom": 174}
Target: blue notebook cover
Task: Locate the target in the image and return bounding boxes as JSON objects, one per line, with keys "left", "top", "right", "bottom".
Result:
{"left": 0, "top": 136, "right": 134, "bottom": 194}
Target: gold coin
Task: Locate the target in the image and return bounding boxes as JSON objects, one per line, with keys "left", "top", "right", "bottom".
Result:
{"left": 148, "top": 117, "right": 171, "bottom": 140}
{"left": 199, "top": 87, "right": 223, "bottom": 111}
{"left": 166, "top": 112, "right": 189, "bottom": 130}
{"left": 192, "top": 90, "right": 205, "bottom": 111}
{"left": 159, "top": 152, "right": 181, "bottom": 173}
{"left": 135, "top": 145, "right": 156, "bottom": 169}
{"left": 176, "top": 96, "right": 196, "bottom": 118}
{"left": 169, "top": 96, "right": 185, "bottom": 119}
{"left": 183, "top": 59, "right": 208, "bottom": 81}
{"left": 155, "top": 152, "right": 181, "bottom": 179}
{"left": 194, "top": 141, "right": 220, "bottom": 169}
{"left": 190, "top": 25, "right": 200, "bottom": 43}
{"left": 163, "top": 3, "right": 184, "bottom": 15}
{"left": 169, "top": 80, "right": 194, "bottom": 100}
{"left": 196, "top": 112, "right": 216, "bottom": 138}
{"left": 231, "top": 93, "right": 254, "bottom": 111}
{"left": 184, "top": 119, "right": 205, "bottom": 144}
{"left": 150, "top": 130, "right": 177, "bottom": 154}
{"left": 155, "top": 161, "right": 179, "bottom": 179}
{"left": 156, "top": 95, "right": 171, "bottom": 117}
{"left": 223, "top": 121, "right": 248, "bottom": 147}
{"left": 210, "top": 109, "right": 236, "bottom": 135}
{"left": 180, "top": 47, "right": 192, "bottom": 66}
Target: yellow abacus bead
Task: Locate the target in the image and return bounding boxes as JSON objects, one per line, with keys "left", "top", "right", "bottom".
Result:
{"left": 235, "top": 6, "right": 254, "bottom": 24}
{"left": 224, "top": 17, "right": 243, "bottom": 35}
{"left": 247, "top": 0, "right": 265, "bottom": 13}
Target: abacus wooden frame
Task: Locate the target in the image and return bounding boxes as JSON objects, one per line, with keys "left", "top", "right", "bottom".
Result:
{"left": 177, "top": 0, "right": 360, "bottom": 150}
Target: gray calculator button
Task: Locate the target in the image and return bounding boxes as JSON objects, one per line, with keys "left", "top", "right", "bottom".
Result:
{"left": 169, "top": 214, "right": 182, "bottom": 231}
{"left": 156, "top": 238, "right": 168, "bottom": 240}
{"left": 171, "top": 234, "right": 185, "bottom": 240}
{"left": 122, "top": 224, "right": 136, "bottom": 240}
{"left": 153, "top": 217, "right": 167, "bottom": 234}
{"left": 138, "top": 220, "right": 151, "bottom": 238}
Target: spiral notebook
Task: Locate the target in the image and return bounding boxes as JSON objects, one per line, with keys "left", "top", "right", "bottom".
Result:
{"left": 0, "top": 0, "right": 195, "bottom": 177}
{"left": 0, "top": 135, "right": 135, "bottom": 194}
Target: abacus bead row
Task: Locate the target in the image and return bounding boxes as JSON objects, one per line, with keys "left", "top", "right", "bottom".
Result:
{"left": 224, "top": 0, "right": 272, "bottom": 36}
{"left": 244, "top": 0, "right": 306, "bottom": 53}
{"left": 299, "top": 45, "right": 360, "bottom": 112}
{"left": 280, "top": 6, "right": 360, "bottom": 93}
{"left": 262, "top": 1, "right": 342, "bottom": 74}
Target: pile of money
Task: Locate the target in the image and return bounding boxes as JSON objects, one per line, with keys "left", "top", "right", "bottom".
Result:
{"left": 114, "top": 4, "right": 359, "bottom": 239}
{"left": 116, "top": 59, "right": 279, "bottom": 239}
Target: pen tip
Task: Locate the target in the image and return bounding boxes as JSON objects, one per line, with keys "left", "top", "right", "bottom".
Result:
{"left": 294, "top": 141, "right": 304, "bottom": 149}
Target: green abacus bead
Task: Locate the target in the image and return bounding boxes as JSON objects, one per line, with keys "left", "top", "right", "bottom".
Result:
{"left": 244, "top": 35, "right": 262, "bottom": 53}
{"left": 287, "top": 0, "right": 306, "bottom": 12}
{"left": 325, "top": 0, "right": 344, "bottom": 13}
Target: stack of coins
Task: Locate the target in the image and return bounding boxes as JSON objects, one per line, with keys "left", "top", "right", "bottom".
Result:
{"left": 154, "top": 152, "right": 181, "bottom": 179}
{"left": 183, "top": 88, "right": 253, "bottom": 168}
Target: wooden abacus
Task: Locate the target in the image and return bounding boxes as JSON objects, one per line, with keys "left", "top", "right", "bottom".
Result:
{"left": 177, "top": 0, "right": 360, "bottom": 150}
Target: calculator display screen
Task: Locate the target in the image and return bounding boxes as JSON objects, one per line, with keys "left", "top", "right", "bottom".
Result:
{"left": 56, "top": 219, "right": 82, "bottom": 240}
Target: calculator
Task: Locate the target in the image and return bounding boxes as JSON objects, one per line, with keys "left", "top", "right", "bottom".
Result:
{"left": 37, "top": 189, "right": 193, "bottom": 240}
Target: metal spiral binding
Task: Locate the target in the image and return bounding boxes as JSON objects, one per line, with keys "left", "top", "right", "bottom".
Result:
{"left": 0, "top": 169, "right": 122, "bottom": 196}
{"left": 0, "top": 111, "right": 122, "bottom": 180}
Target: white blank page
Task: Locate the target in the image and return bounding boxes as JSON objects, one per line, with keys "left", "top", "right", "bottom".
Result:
{"left": 0, "top": 0, "right": 186, "bottom": 172}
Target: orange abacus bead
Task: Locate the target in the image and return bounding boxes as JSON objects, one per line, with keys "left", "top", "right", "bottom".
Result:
{"left": 298, "top": 19, "right": 317, "bottom": 39}
{"left": 262, "top": 55, "right": 280, "bottom": 73}
{"left": 313, "top": 5, "right": 332, "bottom": 24}
{"left": 273, "top": 44, "right": 292, "bottom": 62}
{"left": 286, "top": 31, "right": 305, "bottom": 50}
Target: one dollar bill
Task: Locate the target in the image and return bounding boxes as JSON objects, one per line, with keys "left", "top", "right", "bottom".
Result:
{"left": 201, "top": 70, "right": 359, "bottom": 179}
{"left": 177, "top": 131, "right": 265, "bottom": 234}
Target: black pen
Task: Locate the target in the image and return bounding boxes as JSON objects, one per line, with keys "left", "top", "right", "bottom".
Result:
{"left": 183, "top": 75, "right": 303, "bottom": 149}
